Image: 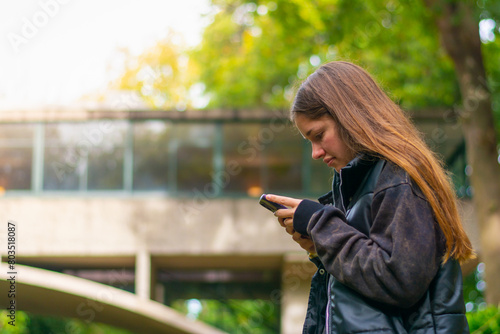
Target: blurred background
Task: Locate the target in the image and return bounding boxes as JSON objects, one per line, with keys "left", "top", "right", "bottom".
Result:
{"left": 0, "top": 0, "right": 499, "bottom": 333}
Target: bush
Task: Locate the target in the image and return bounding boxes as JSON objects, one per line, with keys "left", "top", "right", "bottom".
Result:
{"left": 467, "top": 306, "right": 500, "bottom": 334}
{"left": 0, "top": 311, "right": 134, "bottom": 334}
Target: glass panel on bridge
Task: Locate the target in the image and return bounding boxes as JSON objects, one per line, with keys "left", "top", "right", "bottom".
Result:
{"left": 133, "top": 120, "right": 173, "bottom": 191}
{"left": 0, "top": 124, "right": 34, "bottom": 191}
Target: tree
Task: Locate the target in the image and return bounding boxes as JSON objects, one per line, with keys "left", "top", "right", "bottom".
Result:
{"left": 422, "top": 0, "right": 500, "bottom": 304}
{"left": 191, "top": 0, "right": 464, "bottom": 110}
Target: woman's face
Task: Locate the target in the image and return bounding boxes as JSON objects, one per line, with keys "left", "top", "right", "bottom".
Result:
{"left": 294, "top": 113, "right": 355, "bottom": 172}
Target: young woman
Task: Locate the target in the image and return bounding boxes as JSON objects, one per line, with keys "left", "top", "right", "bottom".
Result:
{"left": 268, "top": 61, "right": 474, "bottom": 333}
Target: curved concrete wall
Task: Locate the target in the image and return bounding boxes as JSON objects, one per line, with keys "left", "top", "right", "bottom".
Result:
{"left": 0, "top": 264, "right": 227, "bottom": 334}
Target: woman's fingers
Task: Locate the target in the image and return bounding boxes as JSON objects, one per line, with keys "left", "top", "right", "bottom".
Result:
{"left": 266, "top": 194, "right": 302, "bottom": 208}
{"left": 292, "top": 232, "right": 316, "bottom": 253}
{"left": 268, "top": 194, "right": 305, "bottom": 239}
{"left": 284, "top": 218, "right": 294, "bottom": 235}
{"left": 292, "top": 232, "right": 303, "bottom": 242}
{"left": 275, "top": 208, "right": 295, "bottom": 220}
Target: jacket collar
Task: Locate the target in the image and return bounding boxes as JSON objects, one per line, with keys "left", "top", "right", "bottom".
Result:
{"left": 318, "top": 154, "right": 379, "bottom": 208}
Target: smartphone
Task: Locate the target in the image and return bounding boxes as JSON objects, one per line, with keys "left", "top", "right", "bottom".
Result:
{"left": 259, "top": 194, "right": 287, "bottom": 213}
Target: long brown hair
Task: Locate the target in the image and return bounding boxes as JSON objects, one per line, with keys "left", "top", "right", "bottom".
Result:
{"left": 292, "top": 61, "right": 474, "bottom": 263}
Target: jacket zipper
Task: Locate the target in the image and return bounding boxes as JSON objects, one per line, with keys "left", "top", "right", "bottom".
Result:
{"left": 338, "top": 169, "right": 346, "bottom": 213}
{"left": 326, "top": 170, "right": 345, "bottom": 333}
{"left": 325, "top": 274, "right": 332, "bottom": 333}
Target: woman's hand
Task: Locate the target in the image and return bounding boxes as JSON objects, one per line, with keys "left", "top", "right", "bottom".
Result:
{"left": 292, "top": 232, "right": 316, "bottom": 254}
{"left": 266, "top": 194, "right": 301, "bottom": 233}
{"left": 266, "top": 194, "right": 316, "bottom": 254}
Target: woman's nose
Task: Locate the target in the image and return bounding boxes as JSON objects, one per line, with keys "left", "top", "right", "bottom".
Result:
{"left": 311, "top": 144, "right": 325, "bottom": 160}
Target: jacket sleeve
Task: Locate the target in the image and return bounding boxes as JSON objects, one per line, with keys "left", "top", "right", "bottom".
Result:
{"left": 294, "top": 199, "right": 325, "bottom": 235}
{"left": 299, "top": 183, "right": 444, "bottom": 308}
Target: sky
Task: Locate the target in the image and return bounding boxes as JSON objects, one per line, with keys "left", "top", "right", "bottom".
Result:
{"left": 0, "top": 0, "right": 212, "bottom": 109}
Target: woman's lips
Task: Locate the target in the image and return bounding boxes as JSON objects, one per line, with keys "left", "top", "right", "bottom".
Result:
{"left": 324, "top": 157, "right": 335, "bottom": 167}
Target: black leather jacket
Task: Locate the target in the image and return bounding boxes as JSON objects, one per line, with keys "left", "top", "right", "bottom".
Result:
{"left": 294, "top": 155, "right": 469, "bottom": 333}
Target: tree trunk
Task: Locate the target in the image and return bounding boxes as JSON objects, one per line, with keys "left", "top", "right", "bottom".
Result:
{"left": 423, "top": 0, "right": 500, "bottom": 305}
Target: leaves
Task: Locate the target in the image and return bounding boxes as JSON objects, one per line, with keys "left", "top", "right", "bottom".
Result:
{"left": 114, "top": 30, "right": 201, "bottom": 110}
{"left": 171, "top": 299, "right": 279, "bottom": 333}
{"left": 112, "top": 0, "right": 499, "bottom": 116}
{"left": 467, "top": 306, "right": 500, "bottom": 333}
{"left": 187, "top": 0, "right": 465, "bottom": 110}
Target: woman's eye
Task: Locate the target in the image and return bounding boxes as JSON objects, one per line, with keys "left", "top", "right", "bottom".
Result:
{"left": 315, "top": 132, "right": 323, "bottom": 140}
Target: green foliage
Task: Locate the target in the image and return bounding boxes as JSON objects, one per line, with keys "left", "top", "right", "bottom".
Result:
{"left": 190, "top": 0, "right": 465, "bottom": 110}
{"left": 463, "top": 263, "right": 487, "bottom": 312}
{"left": 319, "top": 0, "right": 460, "bottom": 108}
{"left": 171, "top": 298, "right": 280, "bottom": 333}
{"left": 113, "top": 0, "right": 500, "bottom": 126}
{"left": 481, "top": 34, "right": 500, "bottom": 142}
{"left": 467, "top": 306, "right": 500, "bottom": 333}
{"left": 191, "top": 0, "right": 326, "bottom": 108}
{"left": 0, "top": 311, "right": 134, "bottom": 334}
{"left": 114, "top": 30, "right": 201, "bottom": 110}
{"left": 188, "top": 0, "right": 500, "bottom": 142}
{"left": 463, "top": 263, "right": 500, "bottom": 333}
{"left": 0, "top": 310, "right": 29, "bottom": 333}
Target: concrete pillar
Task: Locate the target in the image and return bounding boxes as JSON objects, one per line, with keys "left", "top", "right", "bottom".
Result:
{"left": 135, "top": 247, "right": 151, "bottom": 300}
{"left": 280, "top": 252, "right": 317, "bottom": 334}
